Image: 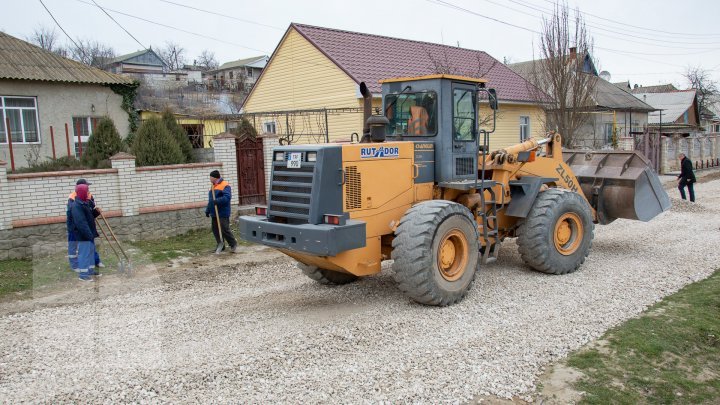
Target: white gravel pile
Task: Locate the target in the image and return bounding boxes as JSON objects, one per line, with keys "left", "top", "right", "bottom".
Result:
{"left": 1, "top": 178, "right": 719, "bottom": 403}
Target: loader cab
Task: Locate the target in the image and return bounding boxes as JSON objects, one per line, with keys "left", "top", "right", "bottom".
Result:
{"left": 381, "top": 74, "right": 489, "bottom": 184}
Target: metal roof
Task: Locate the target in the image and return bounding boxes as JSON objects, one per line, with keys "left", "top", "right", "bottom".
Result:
{"left": 630, "top": 83, "right": 678, "bottom": 94}
{"left": 0, "top": 32, "right": 133, "bottom": 85}
{"left": 594, "top": 78, "right": 655, "bottom": 111}
{"left": 289, "top": 23, "right": 548, "bottom": 103}
{"left": 507, "top": 60, "right": 654, "bottom": 111}
{"left": 634, "top": 90, "right": 697, "bottom": 123}
{"left": 210, "top": 56, "right": 268, "bottom": 73}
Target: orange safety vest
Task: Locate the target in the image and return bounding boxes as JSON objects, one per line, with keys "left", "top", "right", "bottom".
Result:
{"left": 68, "top": 191, "right": 93, "bottom": 201}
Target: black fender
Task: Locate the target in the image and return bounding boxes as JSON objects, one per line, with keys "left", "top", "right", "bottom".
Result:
{"left": 505, "top": 176, "right": 557, "bottom": 218}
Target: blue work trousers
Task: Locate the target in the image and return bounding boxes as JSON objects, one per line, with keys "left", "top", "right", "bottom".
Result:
{"left": 68, "top": 231, "right": 100, "bottom": 270}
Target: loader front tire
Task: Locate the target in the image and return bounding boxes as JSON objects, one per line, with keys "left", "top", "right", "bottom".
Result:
{"left": 517, "top": 188, "right": 594, "bottom": 275}
{"left": 392, "top": 201, "right": 479, "bottom": 306}
{"left": 298, "top": 263, "right": 358, "bottom": 285}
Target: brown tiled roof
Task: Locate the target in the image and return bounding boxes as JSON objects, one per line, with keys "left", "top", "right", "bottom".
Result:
{"left": 0, "top": 32, "right": 133, "bottom": 85}
{"left": 291, "top": 23, "right": 547, "bottom": 103}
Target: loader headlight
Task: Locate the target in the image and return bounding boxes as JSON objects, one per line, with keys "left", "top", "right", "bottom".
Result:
{"left": 306, "top": 152, "right": 317, "bottom": 162}
{"left": 274, "top": 151, "right": 285, "bottom": 161}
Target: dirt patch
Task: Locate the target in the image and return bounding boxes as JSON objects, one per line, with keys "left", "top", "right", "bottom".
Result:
{"left": 0, "top": 244, "right": 286, "bottom": 317}
{"left": 536, "top": 364, "right": 586, "bottom": 404}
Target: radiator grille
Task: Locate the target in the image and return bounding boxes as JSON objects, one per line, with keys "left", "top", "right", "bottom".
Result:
{"left": 345, "top": 166, "right": 362, "bottom": 210}
{"left": 268, "top": 157, "right": 315, "bottom": 224}
{"left": 455, "top": 157, "right": 474, "bottom": 176}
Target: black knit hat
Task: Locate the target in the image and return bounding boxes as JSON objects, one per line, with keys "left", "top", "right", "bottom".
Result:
{"left": 209, "top": 170, "right": 221, "bottom": 179}
{"left": 76, "top": 178, "right": 92, "bottom": 185}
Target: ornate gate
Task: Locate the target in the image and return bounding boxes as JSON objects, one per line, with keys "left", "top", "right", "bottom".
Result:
{"left": 235, "top": 136, "right": 266, "bottom": 206}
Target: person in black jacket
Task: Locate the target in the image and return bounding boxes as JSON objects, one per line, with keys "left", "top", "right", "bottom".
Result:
{"left": 70, "top": 184, "right": 99, "bottom": 281}
{"left": 677, "top": 153, "right": 696, "bottom": 202}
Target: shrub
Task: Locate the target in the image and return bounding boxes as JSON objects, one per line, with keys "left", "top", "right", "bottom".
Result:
{"left": 132, "top": 116, "right": 184, "bottom": 166}
{"left": 161, "top": 109, "right": 194, "bottom": 163}
{"left": 230, "top": 117, "right": 258, "bottom": 138}
{"left": 82, "top": 116, "right": 124, "bottom": 168}
{"left": 12, "top": 156, "right": 87, "bottom": 174}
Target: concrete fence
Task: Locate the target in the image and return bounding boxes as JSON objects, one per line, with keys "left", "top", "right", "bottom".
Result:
{"left": 619, "top": 134, "right": 719, "bottom": 174}
{"left": 0, "top": 135, "right": 240, "bottom": 259}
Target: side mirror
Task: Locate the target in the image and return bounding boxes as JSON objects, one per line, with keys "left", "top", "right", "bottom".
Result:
{"left": 488, "top": 88, "right": 498, "bottom": 110}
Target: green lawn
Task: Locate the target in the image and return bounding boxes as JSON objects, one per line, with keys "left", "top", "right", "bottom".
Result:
{"left": 567, "top": 269, "right": 720, "bottom": 404}
{"left": 0, "top": 229, "right": 248, "bottom": 300}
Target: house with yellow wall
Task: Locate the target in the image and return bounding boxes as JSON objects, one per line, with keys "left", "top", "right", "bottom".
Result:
{"left": 242, "top": 23, "right": 549, "bottom": 150}
{"left": 138, "top": 110, "right": 228, "bottom": 148}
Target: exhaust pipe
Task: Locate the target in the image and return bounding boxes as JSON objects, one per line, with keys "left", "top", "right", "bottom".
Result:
{"left": 360, "top": 82, "right": 372, "bottom": 139}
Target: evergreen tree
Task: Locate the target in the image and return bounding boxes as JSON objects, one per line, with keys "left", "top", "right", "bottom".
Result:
{"left": 161, "top": 109, "right": 194, "bottom": 163}
{"left": 82, "top": 116, "right": 123, "bottom": 168}
{"left": 230, "top": 117, "right": 258, "bottom": 138}
{"left": 132, "top": 116, "right": 184, "bottom": 166}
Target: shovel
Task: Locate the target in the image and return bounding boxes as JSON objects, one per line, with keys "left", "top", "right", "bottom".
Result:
{"left": 210, "top": 185, "right": 224, "bottom": 254}
{"left": 97, "top": 212, "right": 133, "bottom": 276}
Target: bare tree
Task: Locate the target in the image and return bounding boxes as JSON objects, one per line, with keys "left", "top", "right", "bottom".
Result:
{"left": 27, "top": 25, "right": 66, "bottom": 56}
{"left": 685, "top": 66, "right": 719, "bottom": 116}
{"left": 526, "top": 1, "right": 597, "bottom": 147}
{"left": 158, "top": 41, "right": 187, "bottom": 71}
{"left": 196, "top": 49, "right": 219, "bottom": 71}
{"left": 69, "top": 39, "right": 115, "bottom": 69}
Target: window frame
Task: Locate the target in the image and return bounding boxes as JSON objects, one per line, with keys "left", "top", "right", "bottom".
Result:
{"left": 71, "top": 116, "right": 100, "bottom": 157}
{"left": 0, "top": 95, "right": 41, "bottom": 145}
{"left": 263, "top": 121, "right": 277, "bottom": 134}
{"left": 603, "top": 122, "right": 614, "bottom": 144}
{"left": 384, "top": 91, "right": 439, "bottom": 137}
{"left": 452, "top": 87, "right": 477, "bottom": 142}
{"left": 519, "top": 115, "right": 530, "bottom": 141}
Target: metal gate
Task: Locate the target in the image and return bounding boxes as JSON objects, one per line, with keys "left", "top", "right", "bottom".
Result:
{"left": 635, "top": 132, "right": 662, "bottom": 173}
{"left": 236, "top": 136, "right": 266, "bottom": 206}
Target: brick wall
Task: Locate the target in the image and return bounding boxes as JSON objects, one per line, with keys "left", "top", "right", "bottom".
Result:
{"left": 0, "top": 137, "right": 247, "bottom": 259}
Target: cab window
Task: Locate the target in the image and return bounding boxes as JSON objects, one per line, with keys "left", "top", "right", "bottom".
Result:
{"left": 453, "top": 88, "right": 476, "bottom": 141}
{"left": 385, "top": 91, "right": 438, "bottom": 136}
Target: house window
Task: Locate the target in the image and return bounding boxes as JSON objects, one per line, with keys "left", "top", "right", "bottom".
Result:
{"left": 263, "top": 121, "right": 276, "bottom": 134}
{"left": 603, "top": 123, "right": 614, "bottom": 144}
{"left": 520, "top": 116, "right": 530, "bottom": 141}
{"left": 72, "top": 116, "right": 100, "bottom": 157}
{"left": 684, "top": 111, "right": 689, "bottom": 124}
{"left": 713, "top": 123, "right": 720, "bottom": 132}
{"left": 229, "top": 71, "right": 234, "bottom": 80}
{"left": 0, "top": 96, "right": 40, "bottom": 144}
{"left": 246, "top": 67, "right": 253, "bottom": 78}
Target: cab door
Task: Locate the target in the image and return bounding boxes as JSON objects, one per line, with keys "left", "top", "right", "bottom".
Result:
{"left": 451, "top": 83, "right": 478, "bottom": 181}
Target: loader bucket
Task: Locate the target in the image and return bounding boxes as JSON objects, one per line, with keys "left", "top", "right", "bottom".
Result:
{"left": 563, "top": 150, "right": 671, "bottom": 224}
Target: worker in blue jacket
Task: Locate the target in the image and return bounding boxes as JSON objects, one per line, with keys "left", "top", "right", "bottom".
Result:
{"left": 70, "top": 183, "right": 99, "bottom": 281}
{"left": 67, "top": 178, "right": 103, "bottom": 272}
{"left": 205, "top": 170, "right": 238, "bottom": 253}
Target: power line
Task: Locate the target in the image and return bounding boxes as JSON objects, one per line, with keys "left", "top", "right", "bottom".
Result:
{"left": 156, "top": 0, "right": 283, "bottom": 31}
{"left": 73, "top": 0, "right": 268, "bottom": 53}
{"left": 511, "top": 0, "right": 720, "bottom": 45}
{"left": 425, "top": 0, "right": 539, "bottom": 34}
{"left": 90, "top": 0, "right": 146, "bottom": 50}
{"left": 37, "top": 0, "right": 87, "bottom": 59}
{"left": 504, "top": 0, "right": 720, "bottom": 49}
{"left": 533, "top": 0, "right": 720, "bottom": 38}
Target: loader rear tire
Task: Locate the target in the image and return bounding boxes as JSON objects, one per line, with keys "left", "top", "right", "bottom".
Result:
{"left": 298, "top": 263, "right": 358, "bottom": 285}
{"left": 391, "top": 201, "right": 479, "bottom": 306}
{"left": 517, "top": 188, "right": 594, "bottom": 275}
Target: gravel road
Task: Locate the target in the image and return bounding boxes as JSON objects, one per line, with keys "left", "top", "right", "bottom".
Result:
{"left": 1, "top": 174, "right": 719, "bottom": 403}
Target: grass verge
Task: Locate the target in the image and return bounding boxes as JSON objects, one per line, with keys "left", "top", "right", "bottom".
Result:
{"left": 566, "top": 269, "right": 720, "bottom": 404}
{"left": 0, "top": 229, "right": 247, "bottom": 300}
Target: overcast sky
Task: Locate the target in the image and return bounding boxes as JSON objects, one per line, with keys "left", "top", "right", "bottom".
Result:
{"left": 3, "top": 0, "right": 720, "bottom": 88}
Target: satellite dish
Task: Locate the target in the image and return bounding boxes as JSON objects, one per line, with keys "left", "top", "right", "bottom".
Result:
{"left": 600, "top": 70, "right": 612, "bottom": 81}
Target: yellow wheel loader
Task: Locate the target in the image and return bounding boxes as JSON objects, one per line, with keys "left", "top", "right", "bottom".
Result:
{"left": 239, "top": 74, "right": 670, "bottom": 306}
